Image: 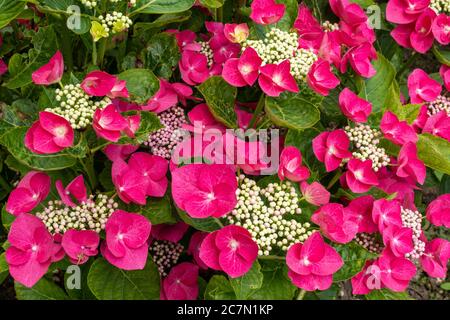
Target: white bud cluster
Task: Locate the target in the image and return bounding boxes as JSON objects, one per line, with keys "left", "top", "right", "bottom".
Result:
{"left": 150, "top": 240, "right": 184, "bottom": 277}
{"left": 428, "top": 95, "right": 450, "bottom": 116}
{"left": 81, "top": 0, "right": 97, "bottom": 8}
{"left": 355, "top": 233, "right": 383, "bottom": 254}
{"left": 242, "top": 28, "right": 317, "bottom": 81}
{"left": 51, "top": 84, "right": 111, "bottom": 129}
{"left": 322, "top": 21, "right": 340, "bottom": 32}
{"left": 344, "top": 124, "right": 390, "bottom": 171}
{"left": 430, "top": 0, "right": 450, "bottom": 14}
{"left": 36, "top": 194, "right": 118, "bottom": 235}
{"left": 225, "top": 176, "right": 313, "bottom": 256}
{"left": 401, "top": 207, "right": 426, "bottom": 260}
{"left": 99, "top": 12, "right": 132, "bottom": 35}
{"left": 199, "top": 41, "right": 214, "bottom": 68}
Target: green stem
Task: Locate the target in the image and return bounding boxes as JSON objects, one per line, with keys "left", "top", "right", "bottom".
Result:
{"left": 213, "top": 217, "right": 224, "bottom": 228}
{"left": 248, "top": 94, "right": 265, "bottom": 129}
{"left": 97, "top": 38, "right": 107, "bottom": 68}
{"left": 0, "top": 175, "right": 11, "bottom": 193}
{"left": 80, "top": 156, "right": 97, "bottom": 190}
{"left": 296, "top": 289, "right": 306, "bottom": 300}
{"left": 326, "top": 169, "right": 342, "bottom": 189}
{"left": 92, "top": 40, "right": 97, "bottom": 66}
{"left": 258, "top": 255, "right": 285, "bottom": 261}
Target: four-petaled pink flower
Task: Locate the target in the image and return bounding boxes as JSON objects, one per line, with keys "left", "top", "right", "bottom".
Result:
{"left": 407, "top": 68, "right": 442, "bottom": 104}
{"left": 93, "top": 104, "right": 129, "bottom": 142}
{"left": 188, "top": 231, "right": 209, "bottom": 270}
{"left": 5, "top": 214, "right": 58, "bottom": 287}
{"left": 371, "top": 199, "right": 403, "bottom": 233}
{"left": 171, "top": 164, "right": 238, "bottom": 218}
{"left": 278, "top": 146, "right": 310, "bottom": 182}
{"left": 311, "top": 203, "right": 359, "bottom": 244}
{"left": 61, "top": 229, "right": 100, "bottom": 264}
{"left": 223, "top": 23, "right": 249, "bottom": 43}
{"left": 101, "top": 210, "right": 152, "bottom": 270}
{"left": 162, "top": 262, "right": 199, "bottom": 300}
{"left": 341, "top": 43, "right": 377, "bottom": 78}
{"left": 250, "top": 0, "right": 286, "bottom": 25}
{"left": 300, "top": 181, "right": 330, "bottom": 206}
{"left": 426, "top": 194, "right": 450, "bottom": 228}
{"left": 55, "top": 175, "right": 87, "bottom": 207}
{"left": 179, "top": 50, "right": 210, "bottom": 86}
{"left": 377, "top": 248, "right": 416, "bottom": 292}
{"left": 339, "top": 88, "right": 372, "bottom": 123}
{"left": 222, "top": 47, "right": 262, "bottom": 87}
{"left": 422, "top": 111, "right": 450, "bottom": 141}
{"left": 81, "top": 70, "right": 117, "bottom": 97}
{"left": 396, "top": 142, "right": 426, "bottom": 185}
{"left": 345, "top": 159, "right": 378, "bottom": 193}
{"left": 32, "top": 51, "right": 64, "bottom": 86}
{"left": 345, "top": 195, "right": 378, "bottom": 233}
{"left": 312, "top": 129, "right": 352, "bottom": 172}
{"left": 306, "top": 59, "right": 340, "bottom": 96}
{"left": 258, "top": 60, "right": 299, "bottom": 97}
{"left": 432, "top": 14, "right": 450, "bottom": 46}
{"left": 25, "top": 111, "right": 74, "bottom": 154}
{"left": 199, "top": 225, "right": 258, "bottom": 278}
{"left": 382, "top": 226, "right": 414, "bottom": 257}
{"left": 420, "top": 238, "right": 450, "bottom": 278}
{"left": 6, "top": 171, "right": 50, "bottom": 216}
{"left": 380, "top": 111, "right": 418, "bottom": 145}
{"left": 286, "top": 232, "right": 343, "bottom": 291}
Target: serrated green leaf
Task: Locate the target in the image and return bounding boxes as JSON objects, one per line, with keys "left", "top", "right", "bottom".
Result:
{"left": 197, "top": 76, "right": 238, "bottom": 129}
{"left": 0, "top": 0, "right": 26, "bottom": 29}
{"left": 417, "top": 134, "right": 450, "bottom": 175}
{"left": 230, "top": 261, "right": 264, "bottom": 300}
{"left": 176, "top": 206, "right": 222, "bottom": 232}
{"left": 127, "top": 195, "right": 176, "bottom": 225}
{"left": 387, "top": 103, "right": 422, "bottom": 124}
{"left": 15, "top": 278, "right": 70, "bottom": 300}
{"left": 143, "top": 33, "right": 180, "bottom": 79}
{"left": 118, "top": 69, "right": 160, "bottom": 105}
{"left": 433, "top": 45, "right": 450, "bottom": 66}
{"left": 87, "top": 258, "right": 160, "bottom": 300}
{"left": 204, "top": 275, "right": 236, "bottom": 300}
{"left": 333, "top": 242, "right": 378, "bottom": 282}
{"left": 132, "top": 0, "right": 196, "bottom": 15}
{"left": 366, "top": 289, "right": 414, "bottom": 300}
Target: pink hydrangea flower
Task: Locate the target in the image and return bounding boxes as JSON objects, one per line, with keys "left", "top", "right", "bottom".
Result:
{"left": 0, "top": 59, "right": 7, "bottom": 76}
{"left": 278, "top": 146, "right": 310, "bottom": 182}
{"left": 168, "top": 29, "right": 196, "bottom": 49}
{"left": 312, "top": 129, "right": 352, "bottom": 172}
{"left": 188, "top": 231, "right": 209, "bottom": 269}
{"left": 407, "top": 68, "right": 442, "bottom": 104}
{"left": 259, "top": 60, "right": 299, "bottom": 97}
{"left": 386, "top": 0, "right": 430, "bottom": 24}
{"left": 286, "top": 232, "right": 343, "bottom": 291}
{"left": 422, "top": 111, "right": 450, "bottom": 141}
{"left": 250, "top": 0, "right": 286, "bottom": 25}
{"left": 183, "top": 103, "right": 226, "bottom": 133}
{"left": 144, "top": 79, "right": 178, "bottom": 113}
{"left": 6, "top": 171, "right": 50, "bottom": 215}
{"left": 330, "top": 0, "right": 368, "bottom": 25}
{"left": 426, "top": 194, "right": 450, "bottom": 228}
{"left": 345, "top": 195, "right": 378, "bottom": 233}
{"left": 339, "top": 21, "right": 376, "bottom": 47}
{"left": 371, "top": 199, "right": 403, "bottom": 233}
{"left": 5, "top": 214, "right": 55, "bottom": 287}
{"left": 440, "top": 64, "right": 450, "bottom": 91}
{"left": 377, "top": 248, "right": 416, "bottom": 292}
{"left": 25, "top": 111, "right": 74, "bottom": 154}
{"left": 179, "top": 50, "right": 210, "bottom": 85}
{"left": 223, "top": 23, "right": 249, "bottom": 43}
{"left": 300, "top": 181, "right": 330, "bottom": 206}
{"left": 311, "top": 203, "right": 359, "bottom": 244}
{"left": 382, "top": 226, "right": 414, "bottom": 257}
{"left": 345, "top": 159, "right": 378, "bottom": 193}
{"left": 306, "top": 59, "right": 340, "bottom": 96}
{"left": 152, "top": 222, "right": 189, "bottom": 243}
{"left": 55, "top": 175, "right": 87, "bottom": 207}
{"left": 295, "top": 4, "right": 324, "bottom": 50}
{"left": 81, "top": 70, "right": 117, "bottom": 97}
{"left": 391, "top": 23, "right": 416, "bottom": 49}
{"left": 109, "top": 78, "right": 129, "bottom": 99}
{"left": 351, "top": 261, "right": 376, "bottom": 295}
{"left": 93, "top": 104, "right": 129, "bottom": 142}
{"left": 112, "top": 159, "right": 150, "bottom": 205}
{"left": 420, "top": 238, "right": 450, "bottom": 278}
{"left": 338, "top": 88, "right": 372, "bottom": 123}
{"left": 101, "top": 210, "right": 151, "bottom": 270}
{"left": 396, "top": 142, "right": 426, "bottom": 185}
{"left": 32, "top": 51, "right": 64, "bottom": 86}
{"left": 341, "top": 43, "right": 377, "bottom": 78}
{"left": 380, "top": 111, "right": 418, "bottom": 145}
{"left": 222, "top": 47, "right": 262, "bottom": 87}
{"left": 409, "top": 9, "right": 437, "bottom": 53}
{"left": 61, "top": 229, "right": 99, "bottom": 264}
{"left": 199, "top": 225, "right": 258, "bottom": 278}
{"left": 128, "top": 152, "right": 168, "bottom": 197}
{"left": 162, "top": 262, "right": 199, "bottom": 300}
{"left": 171, "top": 164, "right": 237, "bottom": 218}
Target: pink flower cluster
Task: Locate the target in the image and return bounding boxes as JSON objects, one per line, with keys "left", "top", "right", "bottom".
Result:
{"left": 388, "top": 0, "right": 450, "bottom": 53}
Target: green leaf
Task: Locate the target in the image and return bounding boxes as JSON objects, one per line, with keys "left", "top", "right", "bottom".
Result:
{"left": 433, "top": 45, "right": 450, "bottom": 66}
{"left": 143, "top": 33, "right": 180, "bottom": 79}
{"left": 357, "top": 53, "right": 396, "bottom": 118}
{"left": 204, "top": 275, "right": 236, "bottom": 300}
{"left": 229, "top": 261, "right": 264, "bottom": 300}
{"left": 440, "top": 282, "right": 450, "bottom": 291}
{"left": 64, "top": 261, "right": 96, "bottom": 300}
{"left": 200, "top": 0, "right": 225, "bottom": 9}
{"left": 0, "top": 127, "right": 88, "bottom": 171}
{"left": 176, "top": 206, "right": 222, "bottom": 232}
{"left": 285, "top": 128, "right": 323, "bottom": 176}
{"left": 127, "top": 195, "right": 177, "bottom": 225}
{"left": 275, "top": 0, "right": 298, "bottom": 31}
{"left": 366, "top": 289, "right": 414, "bottom": 300}
{"left": 2, "top": 205, "right": 15, "bottom": 229}
{"left": 15, "top": 278, "right": 70, "bottom": 300}
{"left": 0, "top": 0, "right": 25, "bottom": 29}
{"left": 417, "top": 134, "right": 450, "bottom": 175}
{"left": 3, "top": 26, "right": 58, "bottom": 89}
{"left": 42, "top": 0, "right": 76, "bottom": 10}
{"left": 265, "top": 90, "right": 322, "bottom": 130}
{"left": 132, "top": 0, "right": 196, "bottom": 15}
{"left": 333, "top": 242, "right": 377, "bottom": 282}
{"left": 118, "top": 69, "right": 160, "bottom": 105}
{"left": 0, "top": 253, "right": 8, "bottom": 285}
{"left": 249, "top": 260, "right": 297, "bottom": 300}
{"left": 197, "top": 76, "right": 238, "bottom": 129}
{"left": 87, "top": 258, "right": 160, "bottom": 300}
{"left": 387, "top": 103, "right": 422, "bottom": 124}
